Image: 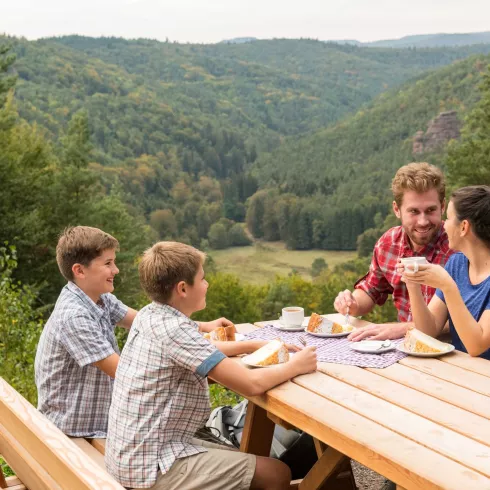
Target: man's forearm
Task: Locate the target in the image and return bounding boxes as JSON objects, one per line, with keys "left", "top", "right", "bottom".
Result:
{"left": 352, "top": 289, "right": 376, "bottom": 316}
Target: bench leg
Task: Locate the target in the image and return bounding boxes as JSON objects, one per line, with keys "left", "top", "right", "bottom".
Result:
{"left": 0, "top": 463, "right": 7, "bottom": 489}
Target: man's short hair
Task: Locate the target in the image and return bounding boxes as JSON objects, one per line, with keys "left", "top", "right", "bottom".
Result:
{"left": 139, "top": 241, "right": 206, "bottom": 303}
{"left": 392, "top": 162, "right": 445, "bottom": 207}
{"left": 56, "top": 226, "right": 119, "bottom": 281}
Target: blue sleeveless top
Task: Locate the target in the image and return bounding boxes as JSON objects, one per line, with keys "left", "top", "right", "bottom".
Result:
{"left": 435, "top": 253, "right": 490, "bottom": 360}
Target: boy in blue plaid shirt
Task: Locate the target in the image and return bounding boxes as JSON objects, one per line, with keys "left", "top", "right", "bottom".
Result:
{"left": 106, "top": 241, "right": 317, "bottom": 490}
{"left": 34, "top": 226, "right": 138, "bottom": 437}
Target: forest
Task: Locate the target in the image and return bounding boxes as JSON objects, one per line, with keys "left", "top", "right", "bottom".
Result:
{"left": 1, "top": 35, "right": 490, "bottom": 414}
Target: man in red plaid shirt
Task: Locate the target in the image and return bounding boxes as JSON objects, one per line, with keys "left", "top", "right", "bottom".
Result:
{"left": 334, "top": 162, "right": 454, "bottom": 341}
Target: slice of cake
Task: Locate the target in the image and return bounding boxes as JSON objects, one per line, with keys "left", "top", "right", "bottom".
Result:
{"left": 203, "top": 325, "right": 236, "bottom": 342}
{"left": 243, "top": 339, "right": 289, "bottom": 366}
{"left": 307, "top": 313, "right": 353, "bottom": 334}
{"left": 404, "top": 327, "right": 450, "bottom": 354}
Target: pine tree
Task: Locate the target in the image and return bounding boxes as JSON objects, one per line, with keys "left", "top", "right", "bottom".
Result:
{"left": 447, "top": 65, "right": 490, "bottom": 187}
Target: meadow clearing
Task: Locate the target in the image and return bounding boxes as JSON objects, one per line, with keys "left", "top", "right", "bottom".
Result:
{"left": 210, "top": 241, "right": 356, "bottom": 284}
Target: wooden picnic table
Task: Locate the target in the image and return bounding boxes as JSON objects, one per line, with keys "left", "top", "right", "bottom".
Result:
{"left": 222, "top": 314, "right": 490, "bottom": 490}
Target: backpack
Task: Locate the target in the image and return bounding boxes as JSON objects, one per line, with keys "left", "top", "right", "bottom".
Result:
{"left": 205, "top": 400, "right": 318, "bottom": 479}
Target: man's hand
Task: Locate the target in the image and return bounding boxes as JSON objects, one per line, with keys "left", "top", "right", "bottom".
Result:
{"left": 199, "top": 317, "right": 235, "bottom": 333}
{"left": 334, "top": 290, "right": 359, "bottom": 316}
{"left": 348, "top": 323, "right": 409, "bottom": 342}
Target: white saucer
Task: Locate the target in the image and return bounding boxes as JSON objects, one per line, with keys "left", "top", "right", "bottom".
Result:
{"left": 305, "top": 327, "right": 350, "bottom": 338}
{"left": 275, "top": 318, "right": 307, "bottom": 332}
{"left": 349, "top": 340, "right": 395, "bottom": 354}
{"left": 396, "top": 344, "right": 455, "bottom": 357}
{"left": 242, "top": 352, "right": 295, "bottom": 368}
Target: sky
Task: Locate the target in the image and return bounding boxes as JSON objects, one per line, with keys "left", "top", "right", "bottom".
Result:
{"left": 2, "top": 0, "right": 490, "bottom": 44}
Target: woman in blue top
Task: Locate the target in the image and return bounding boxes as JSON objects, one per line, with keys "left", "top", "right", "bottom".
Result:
{"left": 399, "top": 185, "right": 490, "bottom": 359}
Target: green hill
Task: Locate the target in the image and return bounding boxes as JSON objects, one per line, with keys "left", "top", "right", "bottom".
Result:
{"left": 365, "top": 31, "right": 490, "bottom": 48}
{"left": 249, "top": 55, "right": 490, "bottom": 249}
{"left": 4, "top": 35, "right": 490, "bottom": 252}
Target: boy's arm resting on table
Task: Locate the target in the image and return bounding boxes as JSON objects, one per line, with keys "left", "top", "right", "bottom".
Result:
{"left": 117, "top": 307, "right": 138, "bottom": 330}
{"left": 93, "top": 353, "right": 120, "bottom": 378}
{"left": 208, "top": 347, "right": 317, "bottom": 397}
{"left": 211, "top": 340, "right": 301, "bottom": 357}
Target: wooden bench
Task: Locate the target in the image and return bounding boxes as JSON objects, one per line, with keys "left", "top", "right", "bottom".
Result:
{"left": 0, "top": 377, "right": 123, "bottom": 490}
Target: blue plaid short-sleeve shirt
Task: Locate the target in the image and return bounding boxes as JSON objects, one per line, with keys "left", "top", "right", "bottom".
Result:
{"left": 105, "top": 302, "right": 226, "bottom": 489}
{"left": 34, "top": 281, "right": 128, "bottom": 437}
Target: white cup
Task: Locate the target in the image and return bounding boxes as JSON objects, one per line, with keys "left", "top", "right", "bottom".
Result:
{"left": 281, "top": 306, "right": 304, "bottom": 327}
{"left": 400, "top": 257, "right": 428, "bottom": 274}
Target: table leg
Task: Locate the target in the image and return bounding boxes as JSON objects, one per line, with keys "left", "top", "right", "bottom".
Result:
{"left": 298, "top": 438, "right": 356, "bottom": 490}
{"left": 240, "top": 402, "right": 275, "bottom": 456}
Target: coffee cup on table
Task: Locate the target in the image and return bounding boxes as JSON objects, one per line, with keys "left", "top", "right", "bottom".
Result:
{"left": 400, "top": 257, "right": 428, "bottom": 274}
{"left": 281, "top": 307, "right": 305, "bottom": 327}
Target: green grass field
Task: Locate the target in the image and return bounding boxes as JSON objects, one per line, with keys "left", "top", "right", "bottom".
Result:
{"left": 210, "top": 242, "right": 356, "bottom": 284}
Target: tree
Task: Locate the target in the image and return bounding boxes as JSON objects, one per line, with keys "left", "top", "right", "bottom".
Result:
{"left": 446, "top": 65, "right": 490, "bottom": 188}
{"left": 229, "top": 223, "right": 252, "bottom": 246}
{"left": 208, "top": 223, "right": 229, "bottom": 249}
{"left": 150, "top": 209, "right": 177, "bottom": 238}
{"left": 311, "top": 257, "right": 328, "bottom": 277}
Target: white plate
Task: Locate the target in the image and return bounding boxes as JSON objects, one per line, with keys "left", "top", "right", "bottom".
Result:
{"left": 242, "top": 352, "right": 295, "bottom": 369}
{"left": 396, "top": 344, "right": 455, "bottom": 357}
{"left": 305, "top": 327, "right": 350, "bottom": 338}
{"left": 235, "top": 333, "right": 245, "bottom": 341}
{"left": 349, "top": 340, "right": 395, "bottom": 354}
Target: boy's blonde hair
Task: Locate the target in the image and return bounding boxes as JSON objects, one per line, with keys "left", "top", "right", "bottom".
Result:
{"left": 139, "top": 241, "right": 206, "bottom": 303}
{"left": 56, "top": 226, "right": 119, "bottom": 281}
{"left": 392, "top": 162, "right": 445, "bottom": 207}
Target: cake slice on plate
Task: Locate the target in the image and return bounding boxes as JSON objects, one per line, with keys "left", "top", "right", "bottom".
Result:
{"left": 307, "top": 313, "right": 353, "bottom": 334}
{"left": 243, "top": 339, "right": 289, "bottom": 366}
{"left": 203, "top": 325, "right": 236, "bottom": 342}
{"left": 403, "top": 327, "right": 451, "bottom": 354}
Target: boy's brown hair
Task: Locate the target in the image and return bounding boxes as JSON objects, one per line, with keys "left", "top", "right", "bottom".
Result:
{"left": 392, "top": 162, "right": 445, "bottom": 207}
{"left": 139, "top": 241, "right": 206, "bottom": 303}
{"left": 56, "top": 226, "right": 119, "bottom": 281}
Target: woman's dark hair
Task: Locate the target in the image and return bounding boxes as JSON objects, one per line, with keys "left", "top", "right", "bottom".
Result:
{"left": 451, "top": 185, "right": 490, "bottom": 248}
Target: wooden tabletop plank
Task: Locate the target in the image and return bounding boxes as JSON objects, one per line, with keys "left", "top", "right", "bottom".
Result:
{"left": 439, "top": 350, "right": 490, "bottom": 378}
{"left": 399, "top": 356, "right": 490, "bottom": 396}
{"left": 293, "top": 371, "right": 490, "bottom": 477}
{"left": 252, "top": 381, "right": 490, "bottom": 489}
{"left": 369, "top": 363, "right": 490, "bottom": 419}
{"left": 318, "top": 362, "right": 490, "bottom": 447}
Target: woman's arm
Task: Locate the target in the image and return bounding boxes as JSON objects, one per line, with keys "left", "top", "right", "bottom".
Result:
{"left": 406, "top": 282, "right": 447, "bottom": 338}
{"left": 399, "top": 262, "right": 448, "bottom": 338}
{"left": 442, "top": 284, "right": 490, "bottom": 356}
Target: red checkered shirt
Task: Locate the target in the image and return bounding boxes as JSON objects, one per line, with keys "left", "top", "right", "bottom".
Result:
{"left": 355, "top": 225, "right": 454, "bottom": 322}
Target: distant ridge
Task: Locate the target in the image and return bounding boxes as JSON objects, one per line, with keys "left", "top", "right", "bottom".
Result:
{"left": 220, "top": 37, "right": 257, "bottom": 44}
{"left": 329, "top": 31, "right": 490, "bottom": 48}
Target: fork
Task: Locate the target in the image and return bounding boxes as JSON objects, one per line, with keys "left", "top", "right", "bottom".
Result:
{"left": 299, "top": 336, "right": 307, "bottom": 347}
{"left": 345, "top": 305, "right": 350, "bottom": 326}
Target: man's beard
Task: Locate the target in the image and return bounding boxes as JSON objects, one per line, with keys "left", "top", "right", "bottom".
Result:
{"left": 404, "top": 224, "right": 440, "bottom": 248}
